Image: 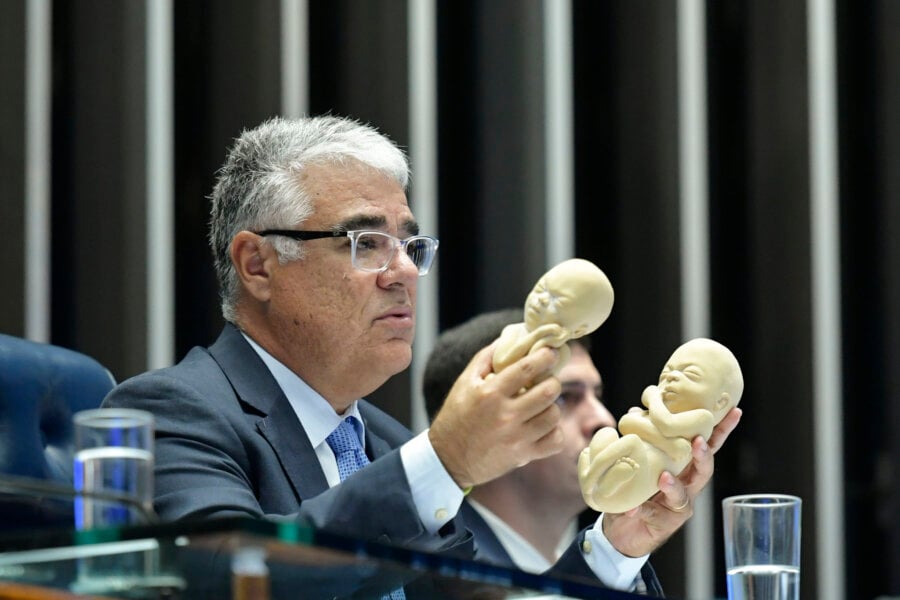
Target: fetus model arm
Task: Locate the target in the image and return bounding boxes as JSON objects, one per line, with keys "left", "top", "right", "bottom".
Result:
{"left": 492, "top": 323, "right": 571, "bottom": 374}
{"left": 617, "top": 405, "right": 695, "bottom": 463}
{"left": 579, "top": 338, "right": 744, "bottom": 513}
{"left": 491, "top": 259, "right": 614, "bottom": 375}
{"left": 641, "top": 384, "right": 716, "bottom": 441}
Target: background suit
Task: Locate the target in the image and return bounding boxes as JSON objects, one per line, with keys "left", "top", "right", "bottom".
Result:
{"left": 460, "top": 502, "right": 664, "bottom": 597}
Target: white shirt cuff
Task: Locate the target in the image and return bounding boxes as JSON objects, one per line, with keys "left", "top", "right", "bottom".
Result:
{"left": 581, "top": 513, "right": 649, "bottom": 590}
{"left": 399, "top": 429, "right": 465, "bottom": 534}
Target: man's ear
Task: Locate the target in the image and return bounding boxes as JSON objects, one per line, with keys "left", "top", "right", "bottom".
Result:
{"left": 230, "top": 231, "right": 276, "bottom": 303}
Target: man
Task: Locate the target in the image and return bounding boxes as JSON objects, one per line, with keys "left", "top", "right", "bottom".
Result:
{"left": 424, "top": 309, "right": 660, "bottom": 593}
{"left": 102, "top": 116, "right": 740, "bottom": 595}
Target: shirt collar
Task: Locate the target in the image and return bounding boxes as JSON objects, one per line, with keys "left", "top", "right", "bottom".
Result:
{"left": 240, "top": 332, "right": 365, "bottom": 448}
{"left": 466, "top": 499, "right": 553, "bottom": 574}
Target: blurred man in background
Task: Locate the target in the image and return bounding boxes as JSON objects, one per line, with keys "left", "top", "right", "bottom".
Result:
{"left": 424, "top": 309, "right": 660, "bottom": 592}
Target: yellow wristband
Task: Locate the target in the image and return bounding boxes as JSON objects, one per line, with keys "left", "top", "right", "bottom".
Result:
{"left": 462, "top": 486, "right": 473, "bottom": 496}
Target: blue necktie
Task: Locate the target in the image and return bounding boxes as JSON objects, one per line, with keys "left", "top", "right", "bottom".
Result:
{"left": 326, "top": 416, "right": 371, "bottom": 481}
{"left": 326, "top": 417, "right": 405, "bottom": 600}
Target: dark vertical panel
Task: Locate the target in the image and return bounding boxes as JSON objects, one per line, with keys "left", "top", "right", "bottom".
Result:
{"left": 0, "top": 0, "right": 26, "bottom": 336}
{"left": 706, "top": 3, "right": 756, "bottom": 595}
{"left": 836, "top": 3, "right": 890, "bottom": 599}
{"left": 309, "top": 0, "right": 408, "bottom": 141}
{"left": 876, "top": 3, "right": 900, "bottom": 593}
{"left": 707, "top": 0, "right": 752, "bottom": 362}
{"left": 475, "top": 0, "right": 546, "bottom": 309}
{"left": 709, "top": 1, "right": 818, "bottom": 598}
{"left": 173, "top": 0, "right": 281, "bottom": 361}
{"left": 435, "top": 0, "right": 547, "bottom": 326}
{"left": 51, "top": 1, "right": 147, "bottom": 379}
{"left": 572, "top": 0, "right": 619, "bottom": 400}
{"left": 744, "top": 2, "right": 815, "bottom": 597}
{"left": 574, "top": 1, "right": 683, "bottom": 591}
{"left": 309, "top": 0, "right": 412, "bottom": 424}
{"left": 575, "top": 0, "right": 682, "bottom": 414}
{"left": 436, "top": 0, "right": 482, "bottom": 329}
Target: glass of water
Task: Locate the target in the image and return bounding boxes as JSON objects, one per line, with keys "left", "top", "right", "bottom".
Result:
{"left": 722, "top": 494, "right": 801, "bottom": 600}
{"left": 73, "top": 408, "right": 154, "bottom": 529}
{"left": 71, "top": 409, "right": 184, "bottom": 595}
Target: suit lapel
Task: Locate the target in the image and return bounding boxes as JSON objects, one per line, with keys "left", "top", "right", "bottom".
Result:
{"left": 363, "top": 422, "right": 392, "bottom": 461}
{"left": 255, "top": 401, "right": 330, "bottom": 498}
{"left": 460, "top": 502, "right": 515, "bottom": 568}
{"left": 208, "top": 324, "right": 329, "bottom": 500}
{"left": 357, "top": 402, "right": 395, "bottom": 461}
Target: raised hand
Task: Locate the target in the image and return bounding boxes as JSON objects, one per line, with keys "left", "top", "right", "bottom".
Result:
{"left": 429, "top": 344, "right": 564, "bottom": 489}
{"left": 601, "top": 407, "right": 742, "bottom": 558}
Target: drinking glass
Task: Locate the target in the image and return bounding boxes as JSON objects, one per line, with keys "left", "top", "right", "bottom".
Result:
{"left": 71, "top": 408, "right": 172, "bottom": 595}
{"left": 73, "top": 408, "right": 154, "bottom": 529}
{"left": 722, "top": 494, "right": 801, "bottom": 600}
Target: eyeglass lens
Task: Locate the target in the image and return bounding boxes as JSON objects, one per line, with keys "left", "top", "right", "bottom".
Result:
{"left": 354, "top": 232, "right": 435, "bottom": 273}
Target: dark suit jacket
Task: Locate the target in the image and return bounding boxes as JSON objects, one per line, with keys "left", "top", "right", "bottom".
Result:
{"left": 461, "top": 499, "right": 664, "bottom": 596}
{"left": 103, "top": 323, "right": 467, "bottom": 554}
{"left": 103, "top": 323, "right": 659, "bottom": 596}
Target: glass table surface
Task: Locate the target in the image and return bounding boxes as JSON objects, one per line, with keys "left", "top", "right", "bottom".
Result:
{"left": 0, "top": 515, "right": 645, "bottom": 600}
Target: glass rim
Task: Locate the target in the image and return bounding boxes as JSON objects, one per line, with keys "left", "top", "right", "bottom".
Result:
{"left": 722, "top": 493, "right": 801, "bottom": 507}
{"left": 73, "top": 408, "right": 154, "bottom": 428}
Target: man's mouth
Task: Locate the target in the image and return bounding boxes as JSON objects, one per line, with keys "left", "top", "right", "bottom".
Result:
{"left": 375, "top": 306, "right": 414, "bottom": 325}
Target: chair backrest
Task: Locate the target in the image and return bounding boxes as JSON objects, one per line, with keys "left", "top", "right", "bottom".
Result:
{"left": 0, "top": 334, "right": 115, "bottom": 484}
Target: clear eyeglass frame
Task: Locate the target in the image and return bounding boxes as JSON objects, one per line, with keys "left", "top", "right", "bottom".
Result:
{"left": 255, "top": 229, "right": 439, "bottom": 276}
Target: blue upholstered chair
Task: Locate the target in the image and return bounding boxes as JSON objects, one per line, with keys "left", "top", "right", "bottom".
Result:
{"left": 0, "top": 333, "right": 115, "bottom": 530}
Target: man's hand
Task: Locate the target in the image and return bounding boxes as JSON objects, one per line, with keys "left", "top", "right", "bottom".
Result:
{"left": 602, "top": 407, "right": 742, "bottom": 557}
{"left": 429, "top": 344, "right": 564, "bottom": 489}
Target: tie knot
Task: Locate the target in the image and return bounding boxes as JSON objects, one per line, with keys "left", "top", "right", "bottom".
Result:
{"left": 326, "top": 416, "right": 370, "bottom": 482}
{"left": 326, "top": 416, "right": 364, "bottom": 455}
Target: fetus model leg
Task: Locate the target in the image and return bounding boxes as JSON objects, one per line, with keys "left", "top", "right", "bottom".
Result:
{"left": 578, "top": 429, "right": 659, "bottom": 514}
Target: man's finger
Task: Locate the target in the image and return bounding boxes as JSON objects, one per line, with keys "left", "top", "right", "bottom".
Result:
{"left": 531, "top": 424, "right": 565, "bottom": 460}
{"left": 659, "top": 471, "right": 692, "bottom": 515}
{"left": 492, "top": 346, "right": 560, "bottom": 396}
{"left": 709, "top": 407, "right": 742, "bottom": 453}
{"left": 512, "top": 376, "right": 562, "bottom": 421}
{"left": 469, "top": 342, "right": 501, "bottom": 379}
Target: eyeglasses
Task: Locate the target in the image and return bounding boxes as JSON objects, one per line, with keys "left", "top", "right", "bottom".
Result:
{"left": 256, "top": 229, "right": 440, "bottom": 275}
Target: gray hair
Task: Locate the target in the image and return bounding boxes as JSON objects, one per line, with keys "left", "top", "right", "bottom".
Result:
{"left": 208, "top": 115, "right": 410, "bottom": 322}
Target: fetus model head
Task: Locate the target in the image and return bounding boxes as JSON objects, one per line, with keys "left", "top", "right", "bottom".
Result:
{"left": 657, "top": 337, "right": 744, "bottom": 422}
{"left": 523, "top": 258, "right": 614, "bottom": 341}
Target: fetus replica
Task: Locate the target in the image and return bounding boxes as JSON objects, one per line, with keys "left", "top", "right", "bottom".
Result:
{"left": 578, "top": 338, "right": 743, "bottom": 514}
{"left": 491, "top": 258, "right": 614, "bottom": 376}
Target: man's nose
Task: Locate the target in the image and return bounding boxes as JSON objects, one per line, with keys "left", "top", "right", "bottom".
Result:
{"left": 380, "top": 247, "right": 419, "bottom": 285}
{"left": 582, "top": 396, "right": 616, "bottom": 434}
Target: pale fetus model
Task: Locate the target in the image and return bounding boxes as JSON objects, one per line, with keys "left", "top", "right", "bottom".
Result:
{"left": 578, "top": 338, "right": 743, "bottom": 514}
{"left": 491, "top": 258, "right": 614, "bottom": 376}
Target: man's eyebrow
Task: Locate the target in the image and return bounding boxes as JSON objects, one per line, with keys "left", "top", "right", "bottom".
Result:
{"left": 335, "top": 215, "right": 387, "bottom": 231}
{"left": 403, "top": 219, "right": 420, "bottom": 236}
{"left": 334, "top": 216, "right": 420, "bottom": 236}
{"left": 561, "top": 381, "right": 587, "bottom": 391}
{"left": 560, "top": 380, "right": 604, "bottom": 397}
